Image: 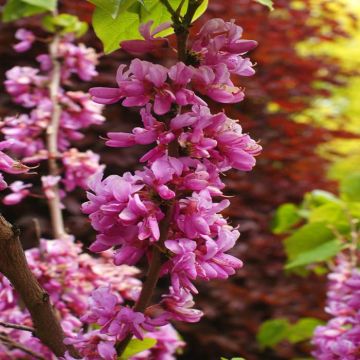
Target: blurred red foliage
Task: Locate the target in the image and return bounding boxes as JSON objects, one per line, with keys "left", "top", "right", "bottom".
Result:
{"left": 0, "top": 0, "right": 356, "bottom": 359}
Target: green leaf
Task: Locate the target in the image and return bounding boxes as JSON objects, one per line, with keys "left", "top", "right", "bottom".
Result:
{"left": 119, "top": 338, "right": 157, "bottom": 360}
{"left": 288, "top": 318, "right": 323, "bottom": 343}
{"left": 42, "top": 14, "right": 88, "bottom": 37}
{"left": 309, "top": 203, "right": 347, "bottom": 226}
{"left": 257, "top": 318, "right": 290, "bottom": 348}
{"left": 2, "top": 0, "right": 48, "bottom": 22}
{"left": 92, "top": 6, "right": 141, "bottom": 54}
{"left": 21, "top": 0, "right": 56, "bottom": 11}
{"left": 92, "top": 0, "right": 209, "bottom": 53}
{"left": 284, "top": 222, "right": 335, "bottom": 262}
{"left": 303, "top": 190, "right": 340, "bottom": 209}
{"left": 340, "top": 173, "right": 360, "bottom": 202}
{"left": 253, "top": 0, "right": 274, "bottom": 10}
{"left": 88, "top": 0, "right": 130, "bottom": 19}
{"left": 272, "top": 203, "right": 301, "bottom": 234}
{"left": 140, "top": 0, "right": 208, "bottom": 37}
{"left": 286, "top": 240, "right": 342, "bottom": 269}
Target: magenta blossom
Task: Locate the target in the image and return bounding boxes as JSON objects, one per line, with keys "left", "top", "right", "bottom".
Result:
{"left": 0, "top": 141, "right": 30, "bottom": 174}
{"left": 192, "top": 64, "right": 245, "bottom": 103}
{"left": 161, "top": 287, "right": 203, "bottom": 323}
{"left": 4, "top": 66, "right": 48, "bottom": 108}
{"left": 41, "top": 175, "right": 61, "bottom": 200}
{"left": 13, "top": 28, "right": 35, "bottom": 53}
{"left": 3, "top": 181, "right": 32, "bottom": 205}
{"left": 121, "top": 20, "right": 171, "bottom": 55}
{"left": 90, "top": 59, "right": 202, "bottom": 115}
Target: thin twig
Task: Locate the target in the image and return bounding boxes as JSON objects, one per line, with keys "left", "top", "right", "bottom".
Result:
{"left": 0, "top": 333, "right": 45, "bottom": 360}
{"left": 0, "top": 321, "right": 34, "bottom": 333}
{"left": 46, "top": 33, "right": 67, "bottom": 239}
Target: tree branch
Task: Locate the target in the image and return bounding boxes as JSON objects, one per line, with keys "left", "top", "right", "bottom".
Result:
{"left": 0, "top": 214, "right": 78, "bottom": 358}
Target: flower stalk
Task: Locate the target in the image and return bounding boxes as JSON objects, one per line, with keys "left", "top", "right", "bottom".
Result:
{"left": 46, "top": 33, "right": 67, "bottom": 239}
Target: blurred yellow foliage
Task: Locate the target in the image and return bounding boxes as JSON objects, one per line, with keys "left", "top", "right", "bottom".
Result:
{"left": 293, "top": 0, "right": 360, "bottom": 180}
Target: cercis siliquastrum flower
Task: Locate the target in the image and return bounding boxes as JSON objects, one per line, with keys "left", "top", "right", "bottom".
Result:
{"left": 82, "top": 17, "right": 261, "bottom": 355}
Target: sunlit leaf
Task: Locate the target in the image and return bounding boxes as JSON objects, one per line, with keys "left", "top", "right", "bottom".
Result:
{"left": 253, "top": 0, "right": 274, "bottom": 11}
{"left": 119, "top": 338, "right": 157, "bottom": 360}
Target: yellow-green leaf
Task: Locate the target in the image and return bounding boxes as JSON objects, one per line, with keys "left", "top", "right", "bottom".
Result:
{"left": 119, "top": 338, "right": 157, "bottom": 360}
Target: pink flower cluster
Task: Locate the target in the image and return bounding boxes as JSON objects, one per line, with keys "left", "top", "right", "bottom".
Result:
{"left": 312, "top": 257, "right": 360, "bottom": 360}
{"left": 82, "top": 17, "right": 261, "bottom": 349}
{"left": 0, "top": 29, "right": 104, "bottom": 204}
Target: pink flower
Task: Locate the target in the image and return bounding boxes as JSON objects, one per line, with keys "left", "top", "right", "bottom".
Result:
{"left": 0, "top": 141, "right": 30, "bottom": 174}
{"left": 106, "top": 128, "right": 158, "bottom": 148}
{"left": 176, "top": 189, "right": 230, "bottom": 239}
{"left": 139, "top": 156, "right": 183, "bottom": 200}
{"left": 83, "top": 287, "right": 166, "bottom": 342}
{"left": 13, "top": 29, "right": 35, "bottom": 53}
{"left": 81, "top": 287, "right": 119, "bottom": 326}
{"left": 121, "top": 20, "right": 171, "bottom": 54}
{"left": 3, "top": 181, "right": 32, "bottom": 205}
{"left": 62, "top": 148, "right": 104, "bottom": 191}
{"left": 192, "top": 18, "right": 257, "bottom": 76}
{"left": 169, "top": 62, "right": 206, "bottom": 107}
{"left": 65, "top": 330, "right": 116, "bottom": 360}
{"left": 38, "top": 39, "right": 99, "bottom": 81}
{"left": 192, "top": 64, "right": 245, "bottom": 103}
{"left": 172, "top": 105, "right": 261, "bottom": 171}
{"left": 91, "top": 60, "right": 203, "bottom": 115}
{"left": 161, "top": 287, "right": 203, "bottom": 323}
{"left": 119, "top": 193, "right": 164, "bottom": 241}
{"left": 41, "top": 175, "right": 61, "bottom": 200}
{"left": 165, "top": 238, "right": 198, "bottom": 294}
{"left": 4, "top": 66, "right": 48, "bottom": 108}
{"left": 82, "top": 171, "right": 164, "bottom": 263}
{"left": 196, "top": 227, "right": 243, "bottom": 280}
{"left": 0, "top": 174, "right": 7, "bottom": 191}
